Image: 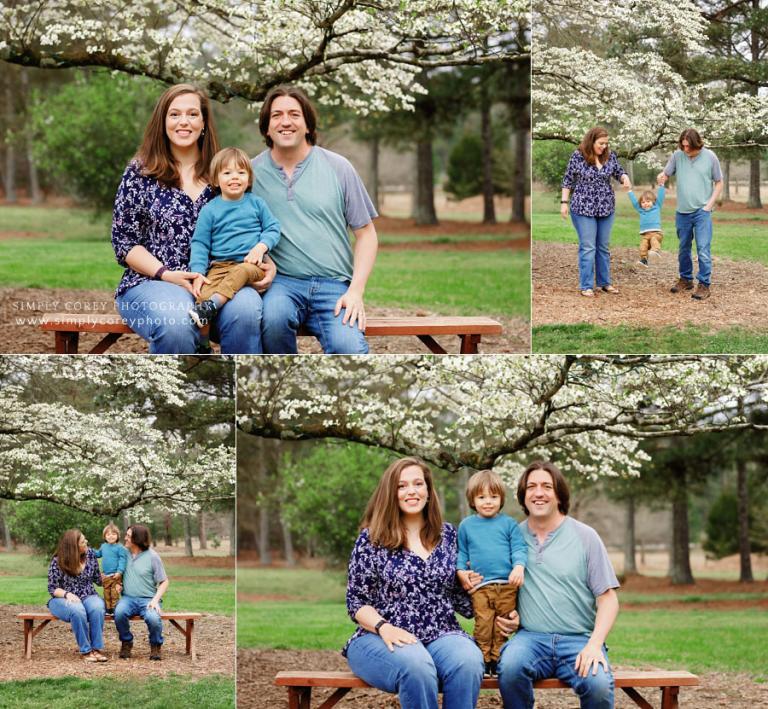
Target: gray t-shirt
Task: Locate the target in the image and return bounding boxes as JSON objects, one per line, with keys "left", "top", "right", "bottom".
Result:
{"left": 517, "top": 517, "right": 619, "bottom": 636}
{"left": 123, "top": 548, "right": 167, "bottom": 598}
{"left": 664, "top": 148, "right": 722, "bottom": 214}
{"left": 251, "top": 146, "right": 377, "bottom": 281}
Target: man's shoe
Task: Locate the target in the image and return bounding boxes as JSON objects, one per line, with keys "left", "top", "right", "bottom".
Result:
{"left": 188, "top": 299, "right": 218, "bottom": 328}
{"left": 638, "top": 258, "right": 648, "bottom": 267}
{"left": 119, "top": 641, "right": 133, "bottom": 659}
{"left": 692, "top": 283, "right": 710, "bottom": 300}
{"left": 670, "top": 277, "right": 693, "bottom": 293}
{"left": 150, "top": 644, "right": 162, "bottom": 661}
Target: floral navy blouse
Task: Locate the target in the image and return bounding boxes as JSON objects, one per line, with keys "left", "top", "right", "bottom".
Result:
{"left": 343, "top": 523, "right": 474, "bottom": 656}
{"left": 111, "top": 160, "right": 214, "bottom": 297}
{"left": 47, "top": 548, "right": 102, "bottom": 601}
{"left": 562, "top": 150, "right": 628, "bottom": 218}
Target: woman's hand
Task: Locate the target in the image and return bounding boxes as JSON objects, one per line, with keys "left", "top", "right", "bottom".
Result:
{"left": 252, "top": 256, "right": 276, "bottom": 293}
{"left": 495, "top": 610, "right": 520, "bottom": 637}
{"left": 560, "top": 201, "right": 569, "bottom": 220}
{"left": 191, "top": 273, "right": 209, "bottom": 299}
{"left": 457, "top": 569, "right": 483, "bottom": 592}
{"left": 161, "top": 270, "right": 199, "bottom": 294}
{"left": 379, "top": 623, "right": 418, "bottom": 652}
{"left": 65, "top": 592, "right": 81, "bottom": 604}
{"left": 620, "top": 175, "right": 632, "bottom": 191}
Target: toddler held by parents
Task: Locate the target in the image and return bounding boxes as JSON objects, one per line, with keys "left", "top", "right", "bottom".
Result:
{"left": 561, "top": 127, "right": 631, "bottom": 297}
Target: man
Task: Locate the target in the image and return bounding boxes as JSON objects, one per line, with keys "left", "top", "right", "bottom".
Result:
{"left": 496, "top": 461, "right": 620, "bottom": 709}
{"left": 659, "top": 128, "right": 723, "bottom": 301}
{"left": 114, "top": 524, "right": 169, "bottom": 661}
{"left": 251, "top": 85, "right": 378, "bottom": 354}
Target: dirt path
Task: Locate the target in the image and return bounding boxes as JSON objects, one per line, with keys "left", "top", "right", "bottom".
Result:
{"left": 0, "top": 288, "right": 529, "bottom": 354}
{"left": 532, "top": 242, "right": 768, "bottom": 329}
{"left": 0, "top": 604, "right": 234, "bottom": 682}
{"left": 238, "top": 649, "right": 764, "bottom": 708}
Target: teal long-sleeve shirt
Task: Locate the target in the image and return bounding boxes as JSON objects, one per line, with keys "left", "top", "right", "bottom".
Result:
{"left": 457, "top": 512, "right": 527, "bottom": 582}
{"left": 628, "top": 186, "right": 665, "bottom": 233}
{"left": 189, "top": 192, "right": 281, "bottom": 274}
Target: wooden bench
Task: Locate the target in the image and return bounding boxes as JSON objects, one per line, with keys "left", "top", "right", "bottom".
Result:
{"left": 18, "top": 611, "right": 202, "bottom": 660}
{"left": 274, "top": 670, "right": 700, "bottom": 709}
{"left": 39, "top": 312, "right": 502, "bottom": 355}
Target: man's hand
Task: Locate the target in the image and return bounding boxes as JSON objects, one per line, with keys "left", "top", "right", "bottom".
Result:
{"left": 657, "top": 172, "right": 668, "bottom": 186}
{"left": 147, "top": 597, "right": 161, "bottom": 612}
{"left": 252, "top": 257, "right": 276, "bottom": 293}
{"left": 191, "top": 273, "right": 209, "bottom": 299}
{"left": 508, "top": 565, "right": 525, "bottom": 588}
{"left": 334, "top": 287, "right": 366, "bottom": 330}
{"left": 245, "top": 243, "right": 268, "bottom": 266}
{"left": 115, "top": 583, "right": 122, "bottom": 595}
{"left": 575, "top": 639, "right": 609, "bottom": 677}
{"left": 378, "top": 623, "right": 418, "bottom": 652}
{"left": 496, "top": 610, "right": 520, "bottom": 637}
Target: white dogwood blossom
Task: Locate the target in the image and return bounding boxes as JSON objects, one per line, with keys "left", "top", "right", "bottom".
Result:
{"left": 0, "top": 356, "right": 235, "bottom": 516}
{"left": 533, "top": 0, "right": 768, "bottom": 158}
{"left": 0, "top": 0, "right": 527, "bottom": 112}
{"left": 237, "top": 355, "right": 768, "bottom": 483}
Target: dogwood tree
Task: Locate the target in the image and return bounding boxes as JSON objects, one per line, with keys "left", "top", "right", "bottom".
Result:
{"left": 237, "top": 355, "right": 768, "bottom": 480}
{"left": 533, "top": 0, "right": 768, "bottom": 159}
{"left": 0, "top": 0, "right": 527, "bottom": 112}
{"left": 0, "top": 356, "right": 235, "bottom": 517}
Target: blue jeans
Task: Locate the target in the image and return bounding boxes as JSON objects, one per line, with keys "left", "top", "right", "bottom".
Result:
{"left": 48, "top": 594, "right": 105, "bottom": 654}
{"left": 114, "top": 596, "right": 163, "bottom": 646}
{"left": 261, "top": 274, "right": 369, "bottom": 354}
{"left": 497, "top": 630, "right": 614, "bottom": 709}
{"left": 346, "top": 632, "right": 483, "bottom": 709}
{"left": 116, "top": 280, "right": 263, "bottom": 354}
{"left": 676, "top": 209, "right": 712, "bottom": 285}
{"left": 571, "top": 213, "right": 615, "bottom": 291}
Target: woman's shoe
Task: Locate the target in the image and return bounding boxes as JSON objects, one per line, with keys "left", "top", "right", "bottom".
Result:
{"left": 601, "top": 285, "right": 619, "bottom": 294}
{"left": 580, "top": 289, "right": 595, "bottom": 297}
{"left": 82, "top": 652, "right": 99, "bottom": 662}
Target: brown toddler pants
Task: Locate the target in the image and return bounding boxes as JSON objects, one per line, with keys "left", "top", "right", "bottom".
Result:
{"left": 102, "top": 573, "right": 121, "bottom": 611}
{"left": 639, "top": 231, "right": 663, "bottom": 259}
{"left": 471, "top": 583, "right": 518, "bottom": 662}
{"left": 199, "top": 261, "right": 265, "bottom": 302}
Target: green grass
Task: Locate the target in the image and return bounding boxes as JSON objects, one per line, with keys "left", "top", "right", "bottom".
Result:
{"left": 532, "top": 323, "right": 768, "bottom": 354}
{"left": 0, "top": 205, "right": 529, "bottom": 318}
{"left": 238, "top": 567, "right": 346, "bottom": 601}
{"left": 0, "top": 553, "right": 234, "bottom": 615}
{"left": 532, "top": 190, "right": 768, "bottom": 265}
{"left": 0, "top": 675, "right": 234, "bottom": 708}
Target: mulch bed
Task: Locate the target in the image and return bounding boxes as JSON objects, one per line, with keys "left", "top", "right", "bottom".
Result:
{"left": 532, "top": 242, "right": 768, "bottom": 329}
{"left": 0, "top": 604, "right": 234, "bottom": 683}
{"left": 238, "top": 649, "right": 764, "bottom": 708}
{"left": 0, "top": 288, "right": 529, "bottom": 354}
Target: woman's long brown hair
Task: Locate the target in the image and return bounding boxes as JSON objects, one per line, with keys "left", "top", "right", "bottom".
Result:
{"left": 135, "top": 83, "right": 220, "bottom": 187}
{"left": 56, "top": 529, "right": 86, "bottom": 576}
{"left": 361, "top": 457, "right": 443, "bottom": 551}
{"left": 579, "top": 126, "right": 610, "bottom": 166}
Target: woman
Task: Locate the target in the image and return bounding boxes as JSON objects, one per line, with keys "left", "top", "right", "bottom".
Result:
{"left": 47, "top": 529, "right": 107, "bottom": 662}
{"left": 561, "top": 126, "right": 631, "bottom": 297}
{"left": 111, "top": 83, "right": 274, "bottom": 353}
{"left": 343, "top": 457, "right": 484, "bottom": 709}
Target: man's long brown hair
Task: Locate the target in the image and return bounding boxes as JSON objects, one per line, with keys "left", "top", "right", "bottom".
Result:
{"left": 56, "top": 529, "right": 86, "bottom": 576}
{"left": 579, "top": 126, "right": 610, "bottom": 166}
{"left": 258, "top": 84, "right": 318, "bottom": 148}
{"left": 135, "top": 83, "right": 219, "bottom": 187}
{"left": 361, "top": 457, "right": 443, "bottom": 551}
{"left": 516, "top": 460, "right": 571, "bottom": 516}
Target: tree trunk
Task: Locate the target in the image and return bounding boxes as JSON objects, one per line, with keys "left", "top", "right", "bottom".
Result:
{"left": 722, "top": 159, "right": 731, "bottom": 202}
{"left": 280, "top": 511, "right": 295, "bottom": 566}
{"left": 3, "top": 72, "right": 17, "bottom": 203}
{"left": 747, "top": 158, "right": 762, "bottom": 209}
{"left": 198, "top": 510, "right": 208, "bottom": 550}
{"left": 369, "top": 135, "right": 380, "bottom": 213}
{"left": 623, "top": 496, "right": 638, "bottom": 575}
{"left": 479, "top": 80, "right": 496, "bottom": 225}
{"left": 184, "top": 515, "right": 194, "bottom": 557}
{"left": 413, "top": 139, "right": 438, "bottom": 225}
{"left": 20, "top": 68, "right": 42, "bottom": 203}
{"left": 163, "top": 512, "right": 173, "bottom": 546}
{"left": 511, "top": 115, "right": 528, "bottom": 223}
{"left": 229, "top": 511, "right": 236, "bottom": 557}
{"left": 457, "top": 469, "right": 470, "bottom": 519}
{"left": 669, "top": 475, "right": 694, "bottom": 585}
{"left": 737, "top": 459, "right": 753, "bottom": 583}
{"left": 1, "top": 508, "right": 14, "bottom": 550}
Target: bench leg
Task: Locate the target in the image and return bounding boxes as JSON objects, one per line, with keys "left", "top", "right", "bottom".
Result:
{"left": 288, "top": 687, "right": 311, "bottom": 709}
{"left": 621, "top": 686, "right": 654, "bottom": 709}
{"left": 662, "top": 686, "right": 679, "bottom": 709}
{"left": 417, "top": 335, "right": 447, "bottom": 354}
{"left": 317, "top": 688, "right": 352, "bottom": 709}
{"left": 24, "top": 619, "right": 33, "bottom": 659}
{"left": 89, "top": 332, "right": 122, "bottom": 354}
{"left": 459, "top": 334, "right": 481, "bottom": 354}
{"left": 186, "top": 619, "right": 196, "bottom": 660}
{"left": 54, "top": 331, "right": 80, "bottom": 354}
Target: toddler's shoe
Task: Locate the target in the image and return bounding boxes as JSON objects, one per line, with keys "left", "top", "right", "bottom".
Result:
{"left": 638, "top": 258, "right": 648, "bottom": 267}
{"left": 489, "top": 659, "right": 498, "bottom": 677}
{"left": 189, "top": 299, "right": 218, "bottom": 328}
{"left": 649, "top": 249, "right": 661, "bottom": 258}
{"left": 484, "top": 661, "right": 493, "bottom": 678}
